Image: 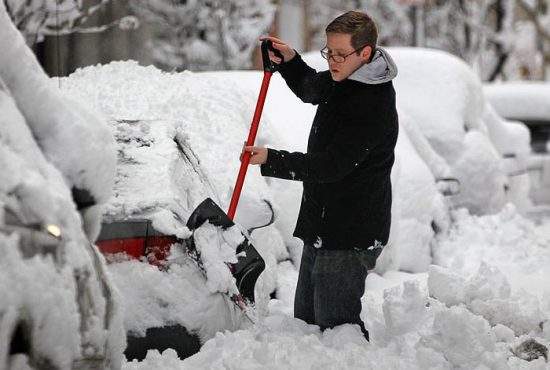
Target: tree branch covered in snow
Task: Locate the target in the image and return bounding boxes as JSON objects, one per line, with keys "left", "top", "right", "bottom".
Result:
{"left": 516, "top": 0, "right": 550, "bottom": 42}
{"left": 130, "top": 0, "right": 276, "bottom": 71}
{"left": 4, "top": 0, "right": 137, "bottom": 45}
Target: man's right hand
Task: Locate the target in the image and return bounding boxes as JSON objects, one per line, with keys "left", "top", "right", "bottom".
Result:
{"left": 260, "top": 36, "right": 296, "bottom": 64}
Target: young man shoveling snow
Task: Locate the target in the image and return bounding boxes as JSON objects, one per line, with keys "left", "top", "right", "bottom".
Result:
{"left": 244, "top": 11, "right": 398, "bottom": 341}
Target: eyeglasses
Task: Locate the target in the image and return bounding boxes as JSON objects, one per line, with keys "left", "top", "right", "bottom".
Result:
{"left": 320, "top": 44, "right": 368, "bottom": 63}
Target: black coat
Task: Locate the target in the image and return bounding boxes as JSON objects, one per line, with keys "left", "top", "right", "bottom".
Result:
{"left": 260, "top": 54, "right": 398, "bottom": 251}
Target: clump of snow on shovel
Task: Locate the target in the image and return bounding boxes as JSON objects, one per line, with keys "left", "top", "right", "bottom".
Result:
{"left": 192, "top": 221, "right": 245, "bottom": 296}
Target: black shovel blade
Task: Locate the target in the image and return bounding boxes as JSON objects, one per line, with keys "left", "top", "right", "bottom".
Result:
{"left": 186, "top": 198, "right": 265, "bottom": 303}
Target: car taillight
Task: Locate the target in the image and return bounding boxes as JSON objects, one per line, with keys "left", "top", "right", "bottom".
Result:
{"left": 96, "top": 235, "right": 178, "bottom": 266}
{"left": 144, "top": 235, "right": 179, "bottom": 265}
{"left": 96, "top": 220, "right": 178, "bottom": 267}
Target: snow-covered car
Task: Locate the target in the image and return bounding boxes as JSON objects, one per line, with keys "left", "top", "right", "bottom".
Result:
{"left": 484, "top": 82, "right": 550, "bottom": 205}
{"left": 0, "top": 3, "right": 125, "bottom": 368}
{"left": 59, "top": 64, "right": 292, "bottom": 360}
{"left": 93, "top": 118, "right": 267, "bottom": 360}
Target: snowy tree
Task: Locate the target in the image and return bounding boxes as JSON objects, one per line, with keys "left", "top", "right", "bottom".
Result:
{"left": 130, "top": 0, "right": 276, "bottom": 71}
{"left": 304, "top": 0, "right": 550, "bottom": 81}
{"left": 4, "top": 0, "right": 138, "bottom": 46}
{"left": 513, "top": 0, "right": 550, "bottom": 79}
{"left": 306, "top": 0, "right": 412, "bottom": 50}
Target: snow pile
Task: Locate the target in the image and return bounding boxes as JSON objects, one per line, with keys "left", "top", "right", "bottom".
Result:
{"left": 429, "top": 264, "right": 547, "bottom": 335}
{"left": 193, "top": 222, "right": 243, "bottom": 295}
{"left": 107, "top": 256, "right": 244, "bottom": 343}
{"left": 433, "top": 205, "right": 550, "bottom": 301}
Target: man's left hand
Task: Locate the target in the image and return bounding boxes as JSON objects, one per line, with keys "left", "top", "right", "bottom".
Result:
{"left": 242, "top": 146, "right": 268, "bottom": 165}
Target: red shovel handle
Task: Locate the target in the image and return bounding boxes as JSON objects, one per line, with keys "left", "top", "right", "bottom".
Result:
{"left": 227, "top": 71, "right": 273, "bottom": 220}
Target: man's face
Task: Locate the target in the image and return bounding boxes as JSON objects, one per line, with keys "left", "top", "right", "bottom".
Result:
{"left": 325, "top": 33, "right": 371, "bottom": 82}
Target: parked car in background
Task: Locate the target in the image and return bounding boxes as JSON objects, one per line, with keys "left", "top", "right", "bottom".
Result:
{"left": 484, "top": 82, "right": 550, "bottom": 205}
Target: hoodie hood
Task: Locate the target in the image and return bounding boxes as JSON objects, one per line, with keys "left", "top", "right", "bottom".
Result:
{"left": 348, "top": 47, "right": 398, "bottom": 85}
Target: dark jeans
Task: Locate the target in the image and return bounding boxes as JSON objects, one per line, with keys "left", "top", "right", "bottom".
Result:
{"left": 294, "top": 244, "right": 369, "bottom": 341}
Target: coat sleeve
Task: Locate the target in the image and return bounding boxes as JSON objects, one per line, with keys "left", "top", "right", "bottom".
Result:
{"left": 278, "top": 53, "right": 333, "bottom": 105}
{"left": 260, "top": 103, "right": 387, "bottom": 183}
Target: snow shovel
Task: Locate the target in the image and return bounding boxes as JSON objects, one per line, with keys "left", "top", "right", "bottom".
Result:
{"left": 185, "top": 40, "right": 283, "bottom": 307}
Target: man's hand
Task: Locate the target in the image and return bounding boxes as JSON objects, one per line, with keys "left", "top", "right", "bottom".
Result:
{"left": 241, "top": 145, "right": 268, "bottom": 165}
{"left": 260, "top": 36, "right": 296, "bottom": 64}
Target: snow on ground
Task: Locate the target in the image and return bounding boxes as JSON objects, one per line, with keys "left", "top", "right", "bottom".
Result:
{"left": 58, "top": 55, "right": 550, "bottom": 368}
{"left": 124, "top": 207, "right": 550, "bottom": 369}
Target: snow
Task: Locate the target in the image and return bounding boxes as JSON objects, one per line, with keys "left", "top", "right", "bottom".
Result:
{"left": 124, "top": 204, "right": 550, "bottom": 368}
{"left": 484, "top": 82, "right": 550, "bottom": 122}
{"left": 0, "top": 1, "right": 117, "bottom": 242}
{"left": 0, "top": 2, "right": 124, "bottom": 368}
{"left": 106, "top": 257, "right": 244, "bottom": 342}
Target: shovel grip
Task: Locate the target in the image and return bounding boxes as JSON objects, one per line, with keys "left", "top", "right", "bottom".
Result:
{"left": 261, "top": 40, "right": 283, "bottom": 72}
{"left": 228, "top": 71, "right": 273, "bottom": 220}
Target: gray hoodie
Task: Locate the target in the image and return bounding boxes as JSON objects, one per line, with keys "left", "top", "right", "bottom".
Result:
{"left": 348, "top": 47, "right": 398, "bottom": 85}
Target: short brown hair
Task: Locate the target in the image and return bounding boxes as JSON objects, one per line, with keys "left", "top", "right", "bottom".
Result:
{"left": 325, "top": 11, "right": 378, "bottom": 53}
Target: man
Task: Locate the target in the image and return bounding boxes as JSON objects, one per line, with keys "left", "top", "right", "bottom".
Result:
{"left": 244, "top": 11, "right": 398, "bottom": 341}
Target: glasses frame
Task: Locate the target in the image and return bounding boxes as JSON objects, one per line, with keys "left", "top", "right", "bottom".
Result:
{"left": 320, "top": 44, "right": 369, "bottom": 63}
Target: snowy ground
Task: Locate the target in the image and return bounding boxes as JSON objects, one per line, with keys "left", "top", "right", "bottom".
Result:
{"left": 56, "top": 58, "right": 550, "bottom": 369}
{"left": 122, "top": 207, "right": 550, "bottom": 370}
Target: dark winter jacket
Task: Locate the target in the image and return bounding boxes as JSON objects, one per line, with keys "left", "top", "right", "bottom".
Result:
{"left": 260, "top": 48, "right": 399, "bottom": 251}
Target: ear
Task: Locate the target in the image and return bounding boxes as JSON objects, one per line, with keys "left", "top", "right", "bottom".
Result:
{"left": 361, "top": 46, "right": 373, "bottom": 62}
